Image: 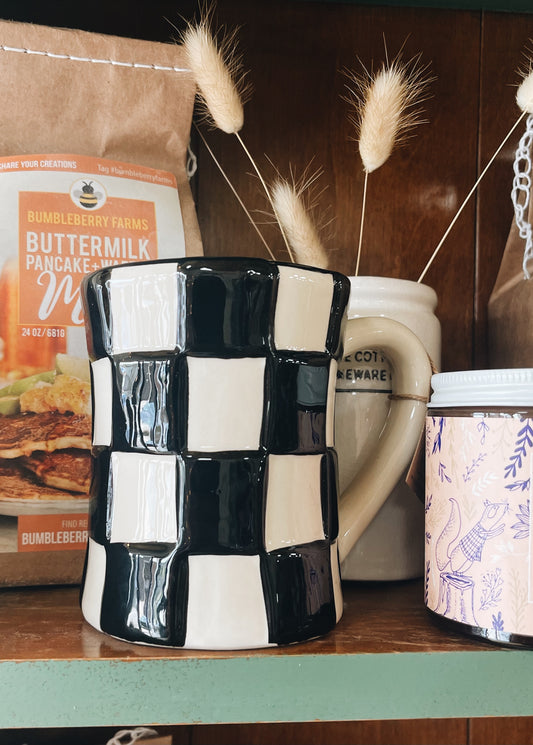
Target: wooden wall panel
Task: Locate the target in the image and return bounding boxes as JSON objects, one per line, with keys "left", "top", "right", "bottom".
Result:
{"left": 470, "top": 716, "right": 533, "bottom": 744}
{"left": 194, "top": 0, "right": 480, "bottom": 372}
{"left": 190, "top": 719, "right": 468, "bottom": 745}
{"left": 0, "top": 719, "right": 469, "bottom": 745}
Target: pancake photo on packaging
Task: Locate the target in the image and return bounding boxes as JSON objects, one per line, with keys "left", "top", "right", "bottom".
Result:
{"left": 0, "top": 354, "right": 91, "bottom": 516}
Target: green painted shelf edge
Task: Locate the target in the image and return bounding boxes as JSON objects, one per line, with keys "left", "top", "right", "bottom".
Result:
{"left": 0, "top": 650, "right": 531, "bottom": 728}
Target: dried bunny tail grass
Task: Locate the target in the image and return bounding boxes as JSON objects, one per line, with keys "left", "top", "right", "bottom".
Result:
{"left": 418, "top": 61, "right": 533, "bottom": 283}
{"left": 181, "top": 7, "right": 251, "bottom": 134}
{"left": 271, "top": 168, "right": 329, "bottom": 269}
{"left": 181, "top": 5, "right": 293, "bottom": 260}
{"left": 345, "top": 51, "right": 433, "bottom": 275}
{"left": 359, "top": 64, "right": 407, "bottom": 172}
{"left": 345, "top": 53, "right": 433, "bottom": 173}
{"left": 516, "top": 63, "right": 533, "bottom": 113}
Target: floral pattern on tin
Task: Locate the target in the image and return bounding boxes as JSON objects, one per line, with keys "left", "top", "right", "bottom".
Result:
{"left": 425, "top": 415, "right": 533, "bottom": 638}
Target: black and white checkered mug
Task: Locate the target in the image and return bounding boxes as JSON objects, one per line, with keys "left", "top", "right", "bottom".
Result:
{"left": 80, "top": 258, "right": 431, "bottom": 649}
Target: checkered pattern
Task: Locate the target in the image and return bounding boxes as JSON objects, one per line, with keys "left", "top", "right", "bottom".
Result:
{"left": 81, "top": 258, "right": 349, "bottom": 649}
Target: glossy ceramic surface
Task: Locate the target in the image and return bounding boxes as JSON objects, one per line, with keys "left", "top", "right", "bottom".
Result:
{"left": 81, "top": 258, "right": 349, "bottom": 649}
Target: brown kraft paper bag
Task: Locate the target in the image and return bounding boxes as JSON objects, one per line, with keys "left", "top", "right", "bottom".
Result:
{"left": 0, "top": 19, "right": 202, "bottom": 586}
{"left": 0, "top": 18, "right": 201, "bottom": 256}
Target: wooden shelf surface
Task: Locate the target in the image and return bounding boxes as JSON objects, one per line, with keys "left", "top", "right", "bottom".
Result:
{"left": 0, "top": 580, "right": 531, "bottom": 728}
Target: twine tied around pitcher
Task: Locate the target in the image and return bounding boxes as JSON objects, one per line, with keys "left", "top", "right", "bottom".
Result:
{"left": 388, "top": 353, "right": 438, "bottom": 403}
{"left": 389, "top": 392, "right": 429, "bottom": 403}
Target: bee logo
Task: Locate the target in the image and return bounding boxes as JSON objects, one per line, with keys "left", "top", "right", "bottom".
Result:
{"left": 71, "top": 178, "right": 106, "bottom": 210}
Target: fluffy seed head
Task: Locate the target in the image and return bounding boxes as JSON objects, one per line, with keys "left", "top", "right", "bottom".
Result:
{"left": 345, "top": 54, "right": 433, "bottom": 173}
{"left": 271, "top": 173, "right": 329, "bottom": 269}
{"left": 182, "top": 16, "right": 250, "bottom": 134}
{"left": 517, "top": 67, "right": 533, "bottom": 114}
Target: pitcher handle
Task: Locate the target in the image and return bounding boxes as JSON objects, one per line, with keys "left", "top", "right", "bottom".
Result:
{"left": 337, "top": 316, "right": 432, "bottom": 563}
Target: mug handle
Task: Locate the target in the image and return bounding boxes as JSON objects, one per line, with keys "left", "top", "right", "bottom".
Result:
{"left": 337, "top": 316, "right": 432, "bottom": 564}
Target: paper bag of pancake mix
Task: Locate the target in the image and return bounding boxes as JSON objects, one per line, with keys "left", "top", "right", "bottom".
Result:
{"left": 0, "top": 19, "right": 202, "bottom": 586}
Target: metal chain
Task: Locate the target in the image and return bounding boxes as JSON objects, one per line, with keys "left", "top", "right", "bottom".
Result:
{"left": 511, "top": 113, "right": 533, "bottom": 278}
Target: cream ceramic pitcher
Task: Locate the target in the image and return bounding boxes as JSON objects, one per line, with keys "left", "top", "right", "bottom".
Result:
{"left": 336, "top": 276, "right": 441, "bottom": 580}
{"left": 80, "top": 258, "right": 431, "bottom": 649}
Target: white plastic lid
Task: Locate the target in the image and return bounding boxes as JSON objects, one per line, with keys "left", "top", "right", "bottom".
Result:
{"left": 428, "top": 368, "right": 533, "bottom": 407}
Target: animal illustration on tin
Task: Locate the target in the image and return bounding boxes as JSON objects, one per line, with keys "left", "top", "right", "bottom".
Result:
{"left": 435, "top": 497, "right": 508, "bottom": 625}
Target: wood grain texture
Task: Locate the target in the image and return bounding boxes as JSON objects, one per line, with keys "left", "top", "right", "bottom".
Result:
{"left": 470, "top": 716, "right": 533, "bottom": 744}
{"left": 0, "top": 719, "right": 467, "bottom": 745}
{"left": 0, "top": 581, "right": 496, "bottom": 662}
{"left": 190, "top": 719, "right": 468, "bottom": 745}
